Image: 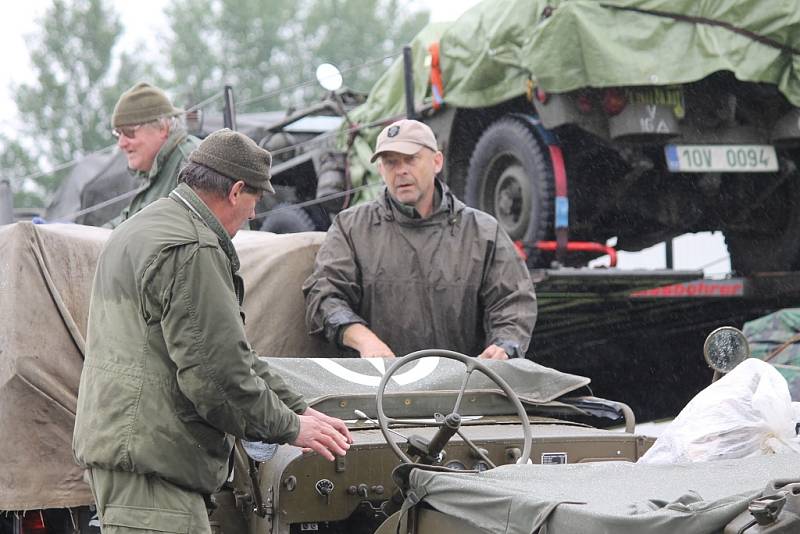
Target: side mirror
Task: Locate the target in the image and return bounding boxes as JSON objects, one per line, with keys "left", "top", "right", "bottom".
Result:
{"left": 316, "top": 63, "right": 343, "bottom": 92}
{"left": 703, "top": 326, "right": 750, "bottom": 375}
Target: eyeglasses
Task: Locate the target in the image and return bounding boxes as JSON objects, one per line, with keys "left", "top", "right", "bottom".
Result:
{"left": 111, "top": 123, "right": 146, "bottom": 139}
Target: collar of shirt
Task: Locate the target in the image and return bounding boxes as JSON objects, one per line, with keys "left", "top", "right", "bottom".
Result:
{"left": 134, "top": 127, "right": 188, "bottom": 182}
{"left": 387, "top": 179, "right": 445, "bottom": 220}
{"left": 170, "top": 182, "right": 240, "bottom": 273}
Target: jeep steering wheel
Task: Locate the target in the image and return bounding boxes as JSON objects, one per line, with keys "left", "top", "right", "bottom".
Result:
{"left": 375, "top": 349, "right": 532, "bottom": 466}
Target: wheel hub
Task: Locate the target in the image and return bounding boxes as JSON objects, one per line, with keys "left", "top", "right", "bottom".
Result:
{"left": 493, "top": 163, "right": 530, "bottom": 239}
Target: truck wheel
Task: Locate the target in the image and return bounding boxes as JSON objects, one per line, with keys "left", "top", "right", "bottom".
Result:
{"left": 465, "top": 117, "right": 553, "bottom": 264}
{"left": 725, "top": 231, "right": 800, "bottom": 275}
{"left": 259, "top": 203, "right": 317, "bottom": 233}
{"left": 725, "top": 170, "right": 800, "bottom": 274}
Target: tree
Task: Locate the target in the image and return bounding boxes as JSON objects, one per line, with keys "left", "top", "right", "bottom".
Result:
{"left": 0, "top": 135, "right": 39, "bottom": 208}
{"left": 302, "top": 0, "right": 429, "bottom": 94}
{"left": 5, "top": 0, "right": 151, "bottom": 208}
{"left": 164, "top": 0, "right": 299, "bottom": 112}
{"left": 164, "top": 0, "right": 429, "bottom": 113}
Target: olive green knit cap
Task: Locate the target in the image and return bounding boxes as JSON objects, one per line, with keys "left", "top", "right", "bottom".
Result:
{"left": 112, "top": 82, "right": 182, "bottom": 127}
{"left": 189, "top": 128, "right": 275, "bottom": 194}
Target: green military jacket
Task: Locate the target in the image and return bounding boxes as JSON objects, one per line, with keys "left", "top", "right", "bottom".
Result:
{"left": 74, "top": 183, "right": 306, "bottom": 494}
{"left": 106, "top": 127, "right": 199, "bottom": 229}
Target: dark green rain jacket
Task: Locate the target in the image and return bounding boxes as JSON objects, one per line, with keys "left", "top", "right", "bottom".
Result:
{"left": 106, "top": 127, "right": 199, "bottom": 228}
{"left": 74, "top": 183, "right": 306, "bottom": 494}
{"left": 303, "top": 181, "right": 537, "bottom": 358}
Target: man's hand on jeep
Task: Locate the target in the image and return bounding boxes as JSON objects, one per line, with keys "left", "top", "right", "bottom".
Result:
{"left": 478, "top": 344, "right": 509, "bottom": 360}
{"left": 293, "top": 411, "right": 352, "bottom": 461}
{"left": 304, "top": 407, "right": 353, "bottom": 443}
{"left": 342, "top": 323, "right": 396, "bottom": 358}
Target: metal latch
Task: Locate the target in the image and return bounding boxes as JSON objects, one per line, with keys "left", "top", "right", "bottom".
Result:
{"left": 749, "top": 491, "right": 787, "bottom": 525}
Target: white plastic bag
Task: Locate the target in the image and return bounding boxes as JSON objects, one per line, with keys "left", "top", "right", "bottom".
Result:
{"left": 638, "top": 358, "right": 800, "bottom": 464}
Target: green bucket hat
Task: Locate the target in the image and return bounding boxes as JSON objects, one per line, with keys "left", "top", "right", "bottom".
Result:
{"left": 189, "top": 129, "right": 276, "bottom": 194}
{"left": 112, "top": 82, "right": 183, "bottom": 128}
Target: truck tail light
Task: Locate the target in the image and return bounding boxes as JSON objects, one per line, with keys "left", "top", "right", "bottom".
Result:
{"left": 602, "top": 88, "right": 627, "bottom": 116}
{"left": 576, "top": 93, "right": 593, "bottom": 113}
{"left": 20, "top": 511, "right": 47, "bottom": 534}
{"left": 535, "top": 87, "right": 548, "bottom": 104}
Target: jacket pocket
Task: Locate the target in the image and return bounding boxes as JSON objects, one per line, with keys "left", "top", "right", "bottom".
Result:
{"left": 102, "top": 504, "right": 192, "bottom": 533}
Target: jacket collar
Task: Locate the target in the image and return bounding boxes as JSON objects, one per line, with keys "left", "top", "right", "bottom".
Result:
{"left": 135, "top": 127, "right": 188, "bottom": 181}
{"left": 169, "top": 183, "right": 240, "bottom": 272}
{"left": 378, "top": 179, "right": 464, "bottom": 226}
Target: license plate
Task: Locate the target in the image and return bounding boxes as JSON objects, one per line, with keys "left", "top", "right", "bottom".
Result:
{"left": 665, "top": 144, "right": 778, "bottom": 173}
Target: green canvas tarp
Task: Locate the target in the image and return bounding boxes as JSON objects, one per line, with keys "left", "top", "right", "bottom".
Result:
{"left": 743, "top": 308, "right": 800, "bottom": 401}
{"left": 406, "top": 453, "right": 800, "bottom": 534}
{"left": 345, "top": 0, "right": 800, "bottom": 199}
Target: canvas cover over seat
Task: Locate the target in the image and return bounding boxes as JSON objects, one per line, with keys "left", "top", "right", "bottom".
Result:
{"left": 405, "top": 453, "right": 800, "bottom": 534}
{"left": 0, "top": 222, "right": 333, "bottom": 510}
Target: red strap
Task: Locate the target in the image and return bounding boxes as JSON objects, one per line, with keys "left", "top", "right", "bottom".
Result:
{"left": 428, "top": 42, "right": 444, "bottom": 110}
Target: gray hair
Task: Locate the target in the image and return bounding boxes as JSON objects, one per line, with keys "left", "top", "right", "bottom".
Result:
{"left": 177, "top": 161, "right": 260, "bottom": 199}
{"left": 137, "top": 116, "right": 182, "bottom": 135}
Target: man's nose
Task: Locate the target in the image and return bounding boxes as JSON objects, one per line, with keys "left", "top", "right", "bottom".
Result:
{"left": 117, "top": 135, "right": 129, "bottom": 148}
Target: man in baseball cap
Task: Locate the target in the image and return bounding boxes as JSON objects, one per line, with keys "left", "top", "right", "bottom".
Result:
{"left": 105, "top": 82, "right": 200, "bottom": 228}
{"left": 304, "top": 119, "right": 536, "bottom": 362}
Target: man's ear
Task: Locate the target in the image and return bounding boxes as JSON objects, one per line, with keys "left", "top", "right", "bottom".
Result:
{"left": 228, "top": 180, "right": 246, "bottom": 204}
{"left": 433, "top": 150, "right": 444, "bottom": 173}
{"left": 158, "top": 121, "right": 170, "bottom": 140}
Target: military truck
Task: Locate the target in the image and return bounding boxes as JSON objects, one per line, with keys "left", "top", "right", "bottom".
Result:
{"left": 4, "top": 221, "right": 800, "bottom": 534}
{"left": 340, "top": 0, "right": 800, "bottom": 274}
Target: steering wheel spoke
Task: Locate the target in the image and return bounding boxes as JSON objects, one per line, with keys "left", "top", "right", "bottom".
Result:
{"left": 376, "top": 350, "right": 532, "bottom": 466}
{"left": 452, "top": 365, "right": 477, "bottom": 415}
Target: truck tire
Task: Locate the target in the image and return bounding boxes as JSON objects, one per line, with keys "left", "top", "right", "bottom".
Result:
{"left": 465, "top": 116, "right": 553, "bottom": 265}
{"left": 725, "top": 163, "right": 800, "bottom": 275}
{"left": 259, "top": 203, "right": 317, "bottom": 234}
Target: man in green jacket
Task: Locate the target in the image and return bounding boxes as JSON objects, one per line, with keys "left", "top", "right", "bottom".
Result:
{"left": 105, "top": 82, "right": 200, "bottom": 228}
{"left": 304, "top": 119, "right": 536, "bottom": 360}
{"left": 74, "top": 129, "right": 351, "bottom": 533}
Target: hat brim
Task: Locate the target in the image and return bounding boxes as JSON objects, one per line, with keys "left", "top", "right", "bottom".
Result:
{"left": 370, "top": 141, "right": 430, "bottom": 163}
{"left": 259, "top": 181, "right": 276, "bottom": 195}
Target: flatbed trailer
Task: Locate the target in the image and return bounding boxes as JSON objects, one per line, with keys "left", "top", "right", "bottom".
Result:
{"left": 530, "top": 268, "right": 800, "bottom": 421}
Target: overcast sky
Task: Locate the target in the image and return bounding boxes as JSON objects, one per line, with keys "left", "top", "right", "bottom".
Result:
{"left": 0, "top": 0, "right": 730, "bottom": 273}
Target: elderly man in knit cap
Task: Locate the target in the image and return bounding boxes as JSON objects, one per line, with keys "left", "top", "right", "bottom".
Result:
{"left": 105, "top": 81, "right": 200, "bottom": 228}
{"left": 74, "top": 129, "right": 352, "bottom": 533}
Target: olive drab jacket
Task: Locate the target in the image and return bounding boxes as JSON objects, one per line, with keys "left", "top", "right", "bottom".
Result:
{"left": 105, "top": 127, "right": 200, "bottom": 229}
{"left": 73, "top": 183, "right": 306, "bottom": 494}
{"left": 303, "top": 181, "right": 537, "bottom": 358}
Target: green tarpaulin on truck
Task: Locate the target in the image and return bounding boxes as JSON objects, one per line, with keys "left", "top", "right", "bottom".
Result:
{"left": 345, "top": 0, "right": 800, "bottom": 199}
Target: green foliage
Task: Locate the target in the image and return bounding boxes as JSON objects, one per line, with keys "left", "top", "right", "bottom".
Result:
{"left": 165, "top": 0, "right": 299, "bottom": 111}
{"left": 7, "top": 0, "right": 152, "bottom": 208}
{"left": 0, "top": 134, "right": 40, "bottom": 207}
{"left": 302, "top": 0, "right": 429, "bottom": 94}
{"left": 5, "top": 0, "right": 430, "bottom": 209}
{"left": 165, "top": 0, "right": 429, "bottom": 112}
